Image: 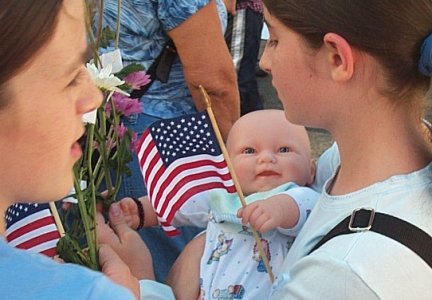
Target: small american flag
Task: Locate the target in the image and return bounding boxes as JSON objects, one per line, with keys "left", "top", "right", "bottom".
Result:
{"left": 136, "top": 110, "right": 236, "bottom": 235}
{"left": 5, "top": 203, "right": 60, "bottom": 257}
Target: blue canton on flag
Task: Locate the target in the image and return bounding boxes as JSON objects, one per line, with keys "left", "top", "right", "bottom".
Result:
{"left": 5, "top": 203, "right": 60, "bottom": 257}
{"left": 136, "top": 110, "right": 236, "bottom": 235}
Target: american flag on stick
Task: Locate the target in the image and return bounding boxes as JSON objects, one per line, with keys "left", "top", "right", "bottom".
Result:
{"left": 5, "top": 203, "right": 62, "bottom": 257}
{"left": 136, "top": 110, "right": 237, "bottom": 235}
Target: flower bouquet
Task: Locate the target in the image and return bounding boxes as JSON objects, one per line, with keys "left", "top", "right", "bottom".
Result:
{"left": 56, "top": 0, "right": 148, "bottom": 270}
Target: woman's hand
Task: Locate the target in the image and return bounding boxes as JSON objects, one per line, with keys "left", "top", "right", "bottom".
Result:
{"left": 97, "top": 203, "right": 157, "bottom": 297}
{"left": 99, "top": 243, "right": 141, "bottom": 299}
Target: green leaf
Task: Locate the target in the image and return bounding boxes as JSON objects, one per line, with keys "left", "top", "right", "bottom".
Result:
{"left": 57, "top": 235, "right": 98, "bottom": 270}
{"left": 115, "top": 63, "right": 146, "bottom": 79}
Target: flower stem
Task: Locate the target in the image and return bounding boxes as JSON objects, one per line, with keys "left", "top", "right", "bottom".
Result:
{"left": 95, "top": 0, "right": 105, "bottom": 52}
{"left": 115, "top": 0, "right": 122, "bottom": 49}
{"left": 81, "top": 123, "right": 99, "bottom": 270}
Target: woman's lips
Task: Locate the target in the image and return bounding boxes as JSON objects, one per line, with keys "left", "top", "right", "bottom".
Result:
{"left": 71, "top": 141, "right": 83, "bottom": 159}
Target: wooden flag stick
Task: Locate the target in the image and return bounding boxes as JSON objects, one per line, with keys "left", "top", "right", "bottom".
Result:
{"left": 199, "top": 85, "right": 274, "bottom": 283}
{"left": 49, "top": 201, "right": 65, "bottom": 237}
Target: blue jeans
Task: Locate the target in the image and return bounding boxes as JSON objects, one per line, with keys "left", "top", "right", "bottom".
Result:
{"left": 117, "top": 112, "right": 203, "bottom": 282}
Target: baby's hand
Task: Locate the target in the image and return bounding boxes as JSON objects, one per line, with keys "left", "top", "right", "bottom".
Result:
{"left": 237, "top": 194, "right": 295, "bottom": 233}
{"left": 117, "top": 197, "right": 141, "bottom": 230}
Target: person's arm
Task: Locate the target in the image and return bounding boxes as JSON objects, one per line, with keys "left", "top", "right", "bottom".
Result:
{"left": 98, "top": 244, "right": 141, "bottom": 299}
{"left": 166, "top": 233, "right": 206, "bottom": 300}
{"left": 98, "top": 204, "right": 155, "bottom": 281}
{"left": 118, "top": 193, "right": 211, "bottom": 230}
{"left": 222, "top": 0, "right": 237, "bottom": 14}
{"left": 168, "top": 0, "right": 240, "bottom": 141}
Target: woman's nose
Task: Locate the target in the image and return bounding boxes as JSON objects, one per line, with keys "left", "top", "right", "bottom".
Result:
{"left": 78, "top": 68, "right": 103, "bottom": 114}
{"left": 259, "top": 48, "right": 271, "bottom": 74}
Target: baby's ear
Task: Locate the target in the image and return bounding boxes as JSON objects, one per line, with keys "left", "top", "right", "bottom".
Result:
{"left": 306, "top": 159, "right": 317, "bottom": 186}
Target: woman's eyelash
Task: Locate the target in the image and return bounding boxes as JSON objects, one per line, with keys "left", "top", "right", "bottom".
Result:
{"left": 69, "top": 69, "right": 86, "bottom": 87}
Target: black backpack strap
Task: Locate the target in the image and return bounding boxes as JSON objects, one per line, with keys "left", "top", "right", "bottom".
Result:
{"left": 130, "top": 39, "right": 177, "bottom": 99}
{"left": 309, "top": 208, "right": 432, "bottom": 268}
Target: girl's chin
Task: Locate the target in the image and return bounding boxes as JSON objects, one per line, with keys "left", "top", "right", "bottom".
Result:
{"left": 51, "top": 182, "right": 74, "bottom": 202}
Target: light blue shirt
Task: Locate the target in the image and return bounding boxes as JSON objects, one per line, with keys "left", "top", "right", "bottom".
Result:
{"left": 101, "top": 0, "right": 227, "bottom": 119}
{"left": 0, "top": 238, "right": 134, "bottom": 299}
{"left": 0, "top": 237, "right": 175, "bottom": 299}
{"left": 271, "top": 145, "right": 432, "bottom": 299}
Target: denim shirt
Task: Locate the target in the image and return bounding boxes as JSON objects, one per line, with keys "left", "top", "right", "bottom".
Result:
{"left": 101, "top": 0, "right": 227, "bottom": 120}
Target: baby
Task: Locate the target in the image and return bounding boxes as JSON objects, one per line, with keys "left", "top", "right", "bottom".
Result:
{"left": 120, "top": 109, "right": 319, "bottom": 299}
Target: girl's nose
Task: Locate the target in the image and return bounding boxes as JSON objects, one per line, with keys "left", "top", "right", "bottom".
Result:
{"left": 78, "top": 67, "right": 103, "bottom": 114}
{"left": 259, "top": 48, "right": 271, "bottom": 74}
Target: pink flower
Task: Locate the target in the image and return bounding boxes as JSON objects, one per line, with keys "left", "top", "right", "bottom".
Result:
{"left": 106, "top": 93, "right": 142, "bottom": 117}
{"left": 116, "top": 123, "right": 128, "bottom": 139}
{"left": 106, "top": 137, "right": 116, "bottom": 151}
{"left": 124, "top": 71, "right": 151, "bottom": 90}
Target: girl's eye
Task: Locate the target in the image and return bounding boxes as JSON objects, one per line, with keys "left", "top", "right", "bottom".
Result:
{"left": 242, "top": 147, "right": 256, "bottom": 154}
{"left": 279, "top": 146, "right": 290, "bottom": 153}
{"left": 267, "top": 39, "right": 279, "bottom": 48}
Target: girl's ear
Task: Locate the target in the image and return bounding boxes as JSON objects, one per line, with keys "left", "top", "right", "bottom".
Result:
{"left": 322, "top": 33, "right": 354, "bottom": 82}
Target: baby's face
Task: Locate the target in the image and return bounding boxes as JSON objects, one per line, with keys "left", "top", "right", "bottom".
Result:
{"left": 227, "top": 111, "right": 314, "bottom": 195}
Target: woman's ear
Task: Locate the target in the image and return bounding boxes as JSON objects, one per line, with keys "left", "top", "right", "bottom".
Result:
{"left": 322, "top": 33, "right": 354, "bottom": 82}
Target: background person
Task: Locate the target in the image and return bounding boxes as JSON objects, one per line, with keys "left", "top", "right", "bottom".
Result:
{"left": 225, "top": 0, "right": 265, "bottom": 115}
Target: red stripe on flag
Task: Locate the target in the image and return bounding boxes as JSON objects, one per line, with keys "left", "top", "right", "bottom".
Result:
{"left": 152, "top": 158, "right": 231, "bottom": 209}
{"left": 163, "top": 228, "right": 181, "bottom": 236}
{"left": 14, "top": 231, "right": 60, "bottom": 250}
{"left": 41, "top": 248, "right": 58, "bottom": 257}
{"left": 6, "top": 216, "right": 57, "bottom": 242}
{"left": 142, "top": 145, "right": 158, "bottom": 181}
{"left": 138, "top": 131, "right": 154, "bottom": 179}
{"left": 147, "top": 160, "right": 165, "bottom": 207}
{"left": 135, "top": 129, "right": 149, "bottom": 155}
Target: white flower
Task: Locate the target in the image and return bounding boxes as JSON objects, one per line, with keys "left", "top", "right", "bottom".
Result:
{"left": 86, "top": 63, "right": 129, "bottom": 96}
{"left": 82, "top": 109, "right": 97, "bottom": 124}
